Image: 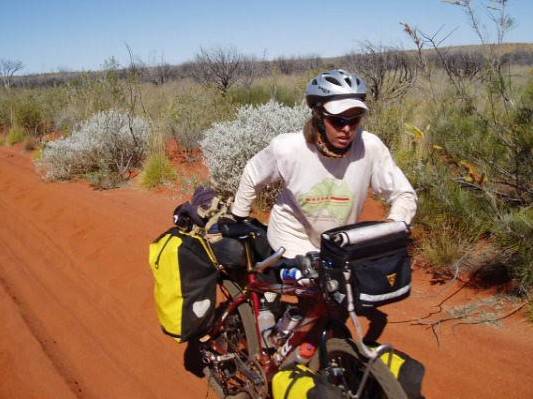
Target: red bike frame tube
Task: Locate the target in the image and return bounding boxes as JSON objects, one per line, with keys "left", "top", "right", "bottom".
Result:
{"left": 244, "top": 239, "right": 265, "bottom": 351}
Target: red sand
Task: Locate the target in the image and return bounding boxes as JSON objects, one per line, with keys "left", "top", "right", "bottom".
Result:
{"left": 1, "top": 146, "right": 532, "bottom": 399}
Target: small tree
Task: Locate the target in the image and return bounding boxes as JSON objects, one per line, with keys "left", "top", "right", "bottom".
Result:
{"left": 192, "top": 46, "right": 257, "bottom": 95}
{"left": 0, "top": 59, "right": 24, "bottom": 89}
{"left": 443, "top": 0, "right": 515, "bottom": 112}
{"left": 0, "top": 59, "right": 24, "bottom": 88}
{"left": 344, "top": 43, "right": 416, "bottom": 102}
{"left": 150, "top": 55, "right": 174, "bottom": 85}
{"left": 441, "top": 51, "right": 484, "bottom": 81}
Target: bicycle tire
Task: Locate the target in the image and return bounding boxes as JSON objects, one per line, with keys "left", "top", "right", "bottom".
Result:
{"left": 222, "top": 280, "right": 260, "bottom": 357}
{"left": 205, "top": 280, "right": 266, "bottom": 398}
{"left": 308, "top": 338, "right": 407, "bottom": 399}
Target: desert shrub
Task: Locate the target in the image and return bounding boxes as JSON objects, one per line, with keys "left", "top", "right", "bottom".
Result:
{"left": 228, "top": 84, "right": 270, "bottom": 106}
{"left": 0, "top": 90, "right": 61, "bottom": 135}
{"left": 166, "top": 87, "right": 235, "bottom": 159}
{"left": 52, "top": 64, "right": 133, "bottom": 134}
{"left": 86, "top": 166, "right": 125, "bottom": 190}
{"left": 421, "top": 226, "right": 469, "bottom": 274}
{"left": 393, "top": 74, "right": 533, "bottom": 291}
{"left": 6, "top": 126, "right": 27, "bottom": 145}
{"left": 38, "top": 110, "right": 150, "bottom": 181}
{"left": 175, "top": 170, "right": 211, "bottom": 196}
{"left": 390, "top": 111, "right": 483, "bottom": 270}
{"left": 272, "top": 84, "right": 302, "bottom": 106}
{"left": 141, "top": 153, "right": 177, "bottom": 188}
{"left": 14, "top": 95, "right": 45, "bottom": 134}
{"left": 365, "top": 101, "right": 412, "bottom": 149}
{"left": 493, "top": 208, "right": 533, "bottom": 292}
{"left": 23, "top": 136, "right": 38, "bottom": 151}
{"left": 0, "top": 97, "right": 11, "bottom": 128}
{"left": 228, "top": 81, "right": 303, "bottom": 108}
{"left": 201, "top": 100, "right": 309, "bottom": 198}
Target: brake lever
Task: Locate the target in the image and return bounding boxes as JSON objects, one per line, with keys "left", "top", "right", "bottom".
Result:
{"left": 297, "top": 252, "right": 320, "bottom": 279}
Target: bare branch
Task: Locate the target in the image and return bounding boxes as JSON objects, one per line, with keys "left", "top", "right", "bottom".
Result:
{"left": 191, "top": 46, "right": 256, "bottom": 95}
{"left": 0, "top": 59, "right": 24, "bottom": 88}
{"left": 343, "top": 42, "right": 417, "bottom": 102}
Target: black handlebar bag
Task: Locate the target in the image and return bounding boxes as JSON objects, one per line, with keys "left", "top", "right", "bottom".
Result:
{"left": 320, "top": 221, "right": 412, "bottom": 308}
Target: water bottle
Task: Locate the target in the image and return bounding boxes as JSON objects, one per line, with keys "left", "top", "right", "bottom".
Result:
{"left": 270, "top": 306, "right": 303, "bottom": 346}
{"left": 280, "top": 267, "right": 302, "bottom": 282}
{"left": 257, "top": 299, "right": 275, "bottom": 347}
{"left": 285, "top": 342, "right": 316, "bottom": 366}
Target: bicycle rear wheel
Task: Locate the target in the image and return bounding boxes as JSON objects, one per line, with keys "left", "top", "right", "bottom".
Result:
{"left": 204, "top": 280, "right": 267, "bottom": 398}
{"left": 309, "top": 338, "right": 407, "bottom": 399}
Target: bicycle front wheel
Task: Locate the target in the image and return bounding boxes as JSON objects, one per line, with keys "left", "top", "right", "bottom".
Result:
{"left": 309, "top": 338, "right": 407, "bottom": 399}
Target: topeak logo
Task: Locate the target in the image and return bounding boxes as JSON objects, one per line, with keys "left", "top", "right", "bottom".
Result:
{"left": 318, "top": 86, "right": 330, "bottom": 94}
{"left": 386, "top": 273, "right": 397, "bottom": 287}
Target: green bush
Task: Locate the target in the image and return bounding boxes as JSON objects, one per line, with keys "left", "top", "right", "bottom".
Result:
{"left": 387, "top": 73, "right": 533, "bottom": 292}
{"left": 421, "top": 227, "right": 468, "bottom": 274}
{"left": 366, "top": 101, "right": 412, "bottom": 149}
{"left": 0, "top": 97, "right": 11, "bottom": 128}
{"left": 6, "top": 127, "right": 27, "bottom": 145}
{"left": 141, "top": 153, "right": 177, "bottom": 188}
{"left": 227, "top": 81, "right": 303, "bottom": 108}
{"left": 228, "top": 85, "right": 271, "bottom": 106}
{"left": 14, "top": 96, "right": 45, "bottom": 134}
{"left": 166, "top": 86, "right": 235, "bottom": 158}
{"left": 493, "top": 208, "right": 533, "bottom": 292}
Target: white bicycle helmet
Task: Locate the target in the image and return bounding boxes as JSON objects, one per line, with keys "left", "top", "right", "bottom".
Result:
{"left": 306, "top": 69, "right": 368, "bottom": 115}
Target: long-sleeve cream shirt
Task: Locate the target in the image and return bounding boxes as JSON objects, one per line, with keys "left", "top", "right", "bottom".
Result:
{"left": 232, "top": 130, "right": 417, "bottom": 258}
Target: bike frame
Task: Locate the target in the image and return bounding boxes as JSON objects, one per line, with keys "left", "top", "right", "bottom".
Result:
{"left": 208, "top": 235, "right": 351, "bottom": 377}
{"left": 203, "top": 223, "right": 403, "bottom": 398}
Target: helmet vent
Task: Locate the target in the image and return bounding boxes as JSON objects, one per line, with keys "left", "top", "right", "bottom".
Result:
{"left": 345, "top": 77, "right": 352, "bottom": 86}
{"left": 325, "top": 76, "right": 341, "bottom": 86}
{"left": 356, "top": 78, "right": 360, "bottom": 85}
{"left": 312, "top": 79, "right": 317, "bottom": 85}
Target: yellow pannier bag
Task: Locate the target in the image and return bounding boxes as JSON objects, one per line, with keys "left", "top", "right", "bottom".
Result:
{"left": 380, "top": 349, "right": 425, "bottom": 399}
{"left": 378, "top": 348, "right": 425, "bottom": 399}
{"left": 149, "top": 227, "right": 218, "bottom": 342}
{"left": 272, "top": 364, "right": 343, "bottom": 399}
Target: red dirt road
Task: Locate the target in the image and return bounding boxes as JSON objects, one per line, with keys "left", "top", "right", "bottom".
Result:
{"left": 1, "top": 146, "right": 532, "bottom": 399}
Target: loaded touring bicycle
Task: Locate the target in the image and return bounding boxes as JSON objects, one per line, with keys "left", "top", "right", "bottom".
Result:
{"left": 149, "top": 194, "right": 424, "bottom": 399}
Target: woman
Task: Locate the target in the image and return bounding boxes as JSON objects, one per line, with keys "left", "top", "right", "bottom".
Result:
{"left": 231, "top": 69, "right": 417, "bottom": 258}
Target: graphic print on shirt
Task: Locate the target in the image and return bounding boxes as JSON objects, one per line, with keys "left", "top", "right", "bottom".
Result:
{"left": 297, "top": 178, "right": 353, "bottom": 223}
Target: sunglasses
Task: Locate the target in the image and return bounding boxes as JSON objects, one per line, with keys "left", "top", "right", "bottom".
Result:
{"left": 323, "top": 113, "right": 362, "bottom": 129}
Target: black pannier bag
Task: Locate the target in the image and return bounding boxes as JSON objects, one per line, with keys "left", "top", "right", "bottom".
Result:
{"left": 320, "top": 221, "right": 412, "bottom": 307}
{"left": 207, "top": 218, "right": 272, "bottom": 269}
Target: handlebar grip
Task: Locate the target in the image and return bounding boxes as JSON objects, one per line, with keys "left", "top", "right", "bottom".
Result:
{"left": 254, "top": 247, "right": 286, "bottom": 273}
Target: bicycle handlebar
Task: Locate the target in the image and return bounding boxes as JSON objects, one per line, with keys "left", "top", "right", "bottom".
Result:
{"left": 254, "top": 247, "right": 286, "bottom": 273}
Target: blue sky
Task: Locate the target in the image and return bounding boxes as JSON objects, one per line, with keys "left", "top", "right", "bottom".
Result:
{"left": 1, "top": 0, "right": 532, "bottom": 74}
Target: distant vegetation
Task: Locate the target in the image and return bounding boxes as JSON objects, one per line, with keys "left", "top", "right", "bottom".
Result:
{"left": 3, "top": 43, "right": 533, "bottom": 90}
{"left": 0, "top": 1, "right": 531, "bottom": 298}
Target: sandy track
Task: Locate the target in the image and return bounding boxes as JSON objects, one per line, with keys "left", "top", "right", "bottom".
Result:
{"left": 0, "top": 147, "right": 203, "bottom": 398}
{"left": 1, "top": 146, "right": 532, "bottom": 399}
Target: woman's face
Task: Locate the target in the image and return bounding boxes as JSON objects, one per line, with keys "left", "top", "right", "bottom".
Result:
{"left": 323, "top": 108, "right": 363, "bottom": 149}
